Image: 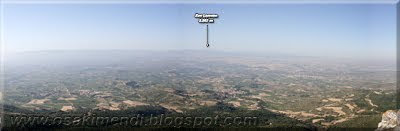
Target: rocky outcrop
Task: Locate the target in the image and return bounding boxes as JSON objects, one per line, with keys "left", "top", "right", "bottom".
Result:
{"left": 376, "top": 110, "right": 400, "bottom": 131}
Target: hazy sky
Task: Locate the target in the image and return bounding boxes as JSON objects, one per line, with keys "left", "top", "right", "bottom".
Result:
{"left": 3, "top": 3, "right": 396, "bottom": 60}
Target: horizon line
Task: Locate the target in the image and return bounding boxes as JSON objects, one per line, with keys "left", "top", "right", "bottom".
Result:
{"left": 2, "top": 0, "right": 398, "bottom": 4}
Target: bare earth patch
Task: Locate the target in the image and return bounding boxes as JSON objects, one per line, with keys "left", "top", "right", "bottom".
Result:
{"left": 345, "top": 103, "right": 356, "bottom": 111}
{"left": 327, "top": 98, "right": 342, "bottom": 102}
{"left": 199, "top": 100, "right": 217, "bottom": 106}
{"left": 159, "top": 103, "right": 182, "bottom": 113}
{"left": 275, "top": 110, "right": 320, "bottom": 119}
{"left": 365, "top": 98, "right": 378, "bottom": 107}
{"left": 228, "top": 101, "right": 241, "bottom": 107}
{"left": 61, "top": 106, "right": 74, "bottom": 112}
{"left": 323, "top": 107, "right": 346, "bottom": 116}
{"left": 122, "top": 100, "right": 149, "bottom": 107}
{"left": 312, "top": 118, "right": 324, "bottom": 123}
{"left": 27, "top": 99, "right": 50, "bottom": 105}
